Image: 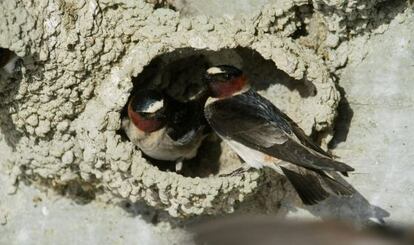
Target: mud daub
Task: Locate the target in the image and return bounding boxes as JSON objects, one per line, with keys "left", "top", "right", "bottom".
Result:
{"left": 120, "top": 47, "right": 316, "bottom": 177}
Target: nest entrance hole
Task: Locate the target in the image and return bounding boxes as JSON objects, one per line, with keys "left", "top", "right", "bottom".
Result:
{"left": 0, "top": 48, "right": 23, "bottom": 147}
{"left": 0, "top": 48, "right": 16, "bottom": 69}
{"left": 121, "top": 47, "right": 316, "bottom": 178}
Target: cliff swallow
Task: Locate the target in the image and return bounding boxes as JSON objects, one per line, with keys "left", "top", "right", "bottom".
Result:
{"left": 122, "top": 89, "right": 207, "bottom": 170}
{"left": 0, "top": 48, "right": 19, "bottom": 74}
{"left": 203, "top": 65, "right": 355, "bottom": 205}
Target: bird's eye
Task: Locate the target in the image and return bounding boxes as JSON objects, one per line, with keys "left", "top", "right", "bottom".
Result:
{"left": 224, "top": 74, "right": 231, "bottom": 80}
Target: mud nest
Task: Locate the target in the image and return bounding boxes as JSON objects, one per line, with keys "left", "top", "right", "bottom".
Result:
{"left": 0, "top": 0, "right": 341, "bottom": 217}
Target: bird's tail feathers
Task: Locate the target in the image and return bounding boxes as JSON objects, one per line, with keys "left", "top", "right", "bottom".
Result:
{"left": 318, "top": 171, "right": 354, "bottom": 196}
{"left": 280, "top": 166, "right": 354, "bottom": 205}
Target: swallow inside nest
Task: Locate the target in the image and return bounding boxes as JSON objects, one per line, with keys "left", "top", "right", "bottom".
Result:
{"left": 118, "top": 47, "right": 320, "bottom": 180}
{"left": 0, "top": 48, "right": 20, "bottom": 75}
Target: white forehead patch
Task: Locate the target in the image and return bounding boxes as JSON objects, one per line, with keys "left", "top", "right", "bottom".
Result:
{"left": 207, "top": 67, "right": 224, "bottom": 75}
{"left": 143, "top": 100, "right": 164, "bottom": 113}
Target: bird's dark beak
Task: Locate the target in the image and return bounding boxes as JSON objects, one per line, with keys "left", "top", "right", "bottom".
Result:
{"left": 154, "top": 108, "right": 167, "bottom": 121}
{"left": 202, "top": 73, "right": 215, "bottom": 96}
{"left": 203, "top": 72, "right": 213, "bottom": 84}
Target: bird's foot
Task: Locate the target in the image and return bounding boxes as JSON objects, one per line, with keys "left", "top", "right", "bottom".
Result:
{"left": 219, "top": 166, "right": 248, "bottom": 177}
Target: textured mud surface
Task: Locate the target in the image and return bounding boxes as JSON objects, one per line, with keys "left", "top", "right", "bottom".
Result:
{"left": 0, "top": 0, "right": 409, "bottom": 218}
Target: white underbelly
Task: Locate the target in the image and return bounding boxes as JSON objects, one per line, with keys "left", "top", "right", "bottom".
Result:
{"left": 225, "top": 138, "right": 284, "bottom": 175}
{"left": 123, "top": 118, "right": 203, "bottom": 161}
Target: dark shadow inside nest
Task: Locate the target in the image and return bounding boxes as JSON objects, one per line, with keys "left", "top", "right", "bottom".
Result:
{"left": 118, "top": 47, "right": 317, "bottom": 178}
{"left": 0, "top": 47, "right": 25, "bottom": 148}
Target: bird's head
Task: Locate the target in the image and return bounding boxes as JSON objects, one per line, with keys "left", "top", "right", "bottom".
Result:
{"left": 128, "top": 90, "right": 166, "bottom": 133}
{"left": 203, "top": 65, "right": 249, "bottom": 98}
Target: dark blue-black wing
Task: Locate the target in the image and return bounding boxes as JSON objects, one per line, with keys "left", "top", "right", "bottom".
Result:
{"left": 205, "top": 90, "right": 353, "bottom": 172}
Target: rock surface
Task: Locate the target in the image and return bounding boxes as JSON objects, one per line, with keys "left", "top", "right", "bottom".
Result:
{"left": 1, "top": 0, "right": 413, "bottom": 243}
